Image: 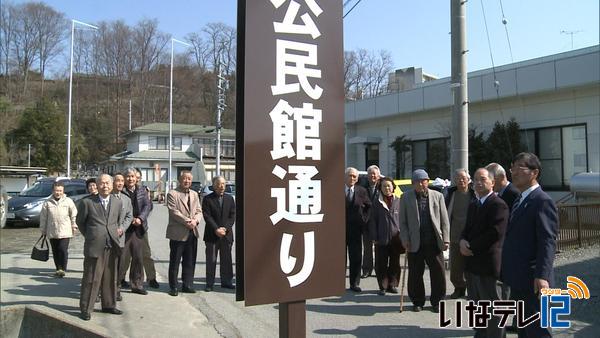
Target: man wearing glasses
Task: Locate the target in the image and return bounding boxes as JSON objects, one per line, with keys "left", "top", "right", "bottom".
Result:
{"left": 501, "top": 152, "right": 558, "bottom": 338}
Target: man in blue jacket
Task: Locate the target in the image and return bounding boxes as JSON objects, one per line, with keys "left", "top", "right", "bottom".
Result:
{"left": 501, "top": 153, "right": 558, "bottom": 338}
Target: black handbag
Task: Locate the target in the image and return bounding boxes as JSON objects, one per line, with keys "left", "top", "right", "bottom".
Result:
{"left": 31, "top": 235, "right": 50, "bottom": 262}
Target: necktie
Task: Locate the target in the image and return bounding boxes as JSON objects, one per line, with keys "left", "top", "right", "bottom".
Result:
{"left": 218, "top": 195, "right": 223, "bottom": 207}
{"left": 101, "top": 199, "right": 107, "bottom": 210}
{"left": 346, "top": 187, "right": 352, "bottom": 202}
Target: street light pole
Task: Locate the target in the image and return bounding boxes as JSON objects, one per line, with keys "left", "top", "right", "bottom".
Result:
{"left": 168, "top": 38, "right": 191, "bottom": 195}
{"left": 67, "top": 19, "right": 97, "bottom": 178}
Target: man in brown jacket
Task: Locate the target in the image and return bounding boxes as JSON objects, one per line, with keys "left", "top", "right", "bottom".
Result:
{"left": 166, "top": 171, "right": 202, "bottom": 296}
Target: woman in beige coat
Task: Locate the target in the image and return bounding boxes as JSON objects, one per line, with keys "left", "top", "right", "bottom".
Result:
{"left": 40, "top": 181, "right": 78, "bottom": 277}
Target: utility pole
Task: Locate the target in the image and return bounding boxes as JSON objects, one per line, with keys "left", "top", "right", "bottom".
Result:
{"left": 451, "top": 0, "right": 469, "bottom": 174}
{"left": 216, "top": 59, "right": 228, "bottom": 177}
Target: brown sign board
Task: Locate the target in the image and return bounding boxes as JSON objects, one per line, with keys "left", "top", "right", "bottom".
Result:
{"left": 241, "top": 0, "right": 345, "bottom": 306}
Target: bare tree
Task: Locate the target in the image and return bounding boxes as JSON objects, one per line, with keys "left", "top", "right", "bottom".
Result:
{"left": 344, "top": 48, "right": 394, "bottom": 100}
{"left": 12, "top": 2, "right": 41, "bottom": 96}
{"left": 29, "top": 2, "right": 67, "bottom": 95}
{"left": 0, "top": 2, "right": 17, "bottom": 97}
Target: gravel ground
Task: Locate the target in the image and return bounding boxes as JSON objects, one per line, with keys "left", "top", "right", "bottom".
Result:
{"left": 553, "top": 244, "right": 600, "bottom": 330}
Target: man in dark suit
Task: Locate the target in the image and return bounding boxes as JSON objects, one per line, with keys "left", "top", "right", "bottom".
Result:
{"left": 166, "top": 171, "right": 202, "bottom": 296}
{"left": 460, "top": 168, "right": 509, "bottom": 338}
{"left": 77, "top": 174, "right": 124, "bottom": 321}
{"left": 399, "top": 169, "right": 450, "bottom": 313}
{"left": 360, "top": 165, "right": 380, "bottom": 278}
{"left": 202, "top": 175, "right": 236, "bottom": 292}
{"left": 501, "top": 153, "right": 558, "bottom": 338}
{"left": 119, "top": 167, "right": 153, "bottom": 295}
{"left": 486, "top": 162, "right": 520, "bottom": 209}
{"left": 345, "top": 167, "right": 371, "bottom": 292}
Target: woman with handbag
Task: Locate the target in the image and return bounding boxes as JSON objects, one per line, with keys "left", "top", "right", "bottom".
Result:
{"left": 39, "top": 181, "right": 78, "bottom": 277}
{"left": 368, "top": 177, "right": 404, "bottom": 295}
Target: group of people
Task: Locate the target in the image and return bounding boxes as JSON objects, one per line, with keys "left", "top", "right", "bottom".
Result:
{"left": 38, "top": 168, "right": 236, "bottom": 321}
{"left": 345, "top": 152, "right": 558, "bottom": 338}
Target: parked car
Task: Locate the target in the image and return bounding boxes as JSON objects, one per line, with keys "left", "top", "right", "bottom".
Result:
{"left": 201, "top": 182, "right": 236, "bottom": 199}
{"left": 0, "top": 184, "right": 8, "bottom": 228}
{"left": 5, "top": 177, "right": 88, "bottom": 226}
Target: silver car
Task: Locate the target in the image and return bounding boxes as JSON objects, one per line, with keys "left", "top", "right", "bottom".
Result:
{"left": 6, "top": 178, "right": 88, "bottom": 226}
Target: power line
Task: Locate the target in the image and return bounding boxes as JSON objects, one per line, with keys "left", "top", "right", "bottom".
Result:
{"left": 498, "top": 0, "right": 514, "bottom": 63}
{"left": 343, "top": 0, "right": 363, "bottom": 19}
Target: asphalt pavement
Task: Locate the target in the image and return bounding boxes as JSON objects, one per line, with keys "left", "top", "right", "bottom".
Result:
{"left": 1, "top": 203, "right": 598, "bottom": 337}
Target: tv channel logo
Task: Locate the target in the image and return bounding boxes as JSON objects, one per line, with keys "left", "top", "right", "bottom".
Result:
{"left": 540, "top": 275, "right": 590, "bottom": 328}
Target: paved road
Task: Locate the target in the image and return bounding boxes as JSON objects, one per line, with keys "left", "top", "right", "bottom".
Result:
{"left": 1, "top": 203, "right": 598, "bottom": 337}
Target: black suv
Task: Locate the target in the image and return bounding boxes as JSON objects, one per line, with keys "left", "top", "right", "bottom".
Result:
{"left": 6, "top": 178, "right": 88, "bottom": 226}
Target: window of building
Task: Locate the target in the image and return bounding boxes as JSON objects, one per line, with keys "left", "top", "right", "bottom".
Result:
{"left": 411, "top": 138, "right": 450, "bottom": 179}
{"left": 193, "top": 137, "right": 215, "bottom": 157}
{"left": 149, "top": 136, "right": 181, "bottom": 150}
{"left": 222, "top": 139, "right": 236, "bottom": 158}
{"left": 520, "top": 124, "right": 587, "bottom": 189}
{"left": 365, "top": 144, "right": 379, "bottom": 168}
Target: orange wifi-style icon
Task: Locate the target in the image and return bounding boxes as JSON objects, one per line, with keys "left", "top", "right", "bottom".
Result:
{"left": 564, "top": 276, "right": 590, "bottom": 299}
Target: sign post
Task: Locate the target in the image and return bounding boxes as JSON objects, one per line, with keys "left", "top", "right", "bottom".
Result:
{"left": 236, "top": 0, "right": 345, "bottom": 336}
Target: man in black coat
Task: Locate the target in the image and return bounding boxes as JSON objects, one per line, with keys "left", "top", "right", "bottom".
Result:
{"left": 360, "top": 165, "right": 381, "bottom": 278}
{"left": 202, "top": 176, "right": 236, "bottom": 292}
{"left": 486, "top": 162, "right": 520, "bottom": 209}
{"left": 460, "top": 168, "right": 509, "bottom": 338}
{"left": 345, "top": 167, "right": 371, "bottom": 292}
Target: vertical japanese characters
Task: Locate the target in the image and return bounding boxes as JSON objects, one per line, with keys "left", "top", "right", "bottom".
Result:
{"left": 268, "top": 0, "right": 324, "bottom": 288}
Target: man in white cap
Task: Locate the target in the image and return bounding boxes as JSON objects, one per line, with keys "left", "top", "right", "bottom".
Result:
{"left": 399, "top": 169, "right": 450, "bottom": 313}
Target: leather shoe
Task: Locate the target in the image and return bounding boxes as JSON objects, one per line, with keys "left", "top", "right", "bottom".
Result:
{"left": 181, "top": 286, "right": 196, "bottom": 293}
{"left": 80, "top": 312, "right": 91, "bottom": 321}
{"left": 120, "top": 280, "right": 130, "bottom": 288}
{"left": 387, "top": 287, "right": 398, "bottom": 294}
{"left": 377, "top": 289, "right": 385, "bottom": 296}
{"left": 168, "top": 288, "right": 178, "bottom": 296}
{"left": 431, "top": 305, "right": 440, "bottom": 313}
{"left": 413, "top": 306, "right": 423, "bottom": 312}
{"left": 349, "top": 286, "right": 362, "bottom": 293}
{"left": 221, "top": 284, "right": 235, "bottom": 289}
{"left": 148, "top": 279, "right": 160, "bottom": 289}
{"left": 102, "top": 308, "right": 123, "bottom": 315}
{"left": 131, "top": 288, "right": 148, "bottom": 295}
{"left": 204, "top": 286, "right": 213, "bottom": 292}
{"left": 360, "top": 273, "right": 371, "bottom": 278}
{"left": 450, "top": 288, "right": 465, "bottom": 299}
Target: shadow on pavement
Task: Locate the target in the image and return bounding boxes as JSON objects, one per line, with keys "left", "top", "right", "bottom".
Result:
{"left": 314, "top": 324, "right": 471, "bottom": 337}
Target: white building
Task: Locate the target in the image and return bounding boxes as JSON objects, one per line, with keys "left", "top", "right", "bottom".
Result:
{"left": 105, "top": 123, "right": 235, "bottom": 190}
{"left": 345, "top": 45, "right": 599, "bottom": 192}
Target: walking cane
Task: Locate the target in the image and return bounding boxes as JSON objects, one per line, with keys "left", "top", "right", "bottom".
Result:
{"left": 399, "top": 252, "right": 408, "bottom": 313}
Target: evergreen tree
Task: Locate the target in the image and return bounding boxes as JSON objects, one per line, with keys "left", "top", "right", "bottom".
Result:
{"left": 486, "top": 118, "right": 523, "bottom": 175}
{"left": 390, "top": 135, "right": 411, "bottom": 178}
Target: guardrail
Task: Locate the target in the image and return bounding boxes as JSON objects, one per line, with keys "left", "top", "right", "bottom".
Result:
{"left": 557, "top": 202, "right": 600, "bottom": 251}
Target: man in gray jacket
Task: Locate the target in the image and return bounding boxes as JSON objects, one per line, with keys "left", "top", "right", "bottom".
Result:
{"left": 113, "top": 173, "right": 133, "bottom": 301}
{"left": 399, "top": 169, "right": 450, "bottom": 313}
{"left": 77, "top": 174, "right": 124, "bottom": 321}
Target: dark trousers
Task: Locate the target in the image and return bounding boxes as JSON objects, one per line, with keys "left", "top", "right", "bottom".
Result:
{"left": 362, "top": 231, "right": 375, "bottom": 276}
{"left": 168, "top": 234, "right": 198, "bottom": 289}
{"left": 407, "top": 248, "right": 446, "bottom": 307}
{"left": 450, "top": 242, "right": 467, "bottom": 290}
{"left": 511, "top": 289, "right": 552, "bottom": 338}
{"left": 80, "top": 246, "right": 118, "bottom": 315}
{"left": 465, "top": 272, "right": 506, "bottom": 338}
{"left": 346, "top": 234, "right": 362, "bottom": 287}
{"left": 120, "top": 231, "right": 157, "bottom": 282}
{"left": 375, "top": 234, "right": 402, "bottom": 291}
{"left": 49, "top": 238, "right": 70, "bottom": 271}
{"left": 205, "top": 238, "right": 233, "bottom": 287}
{"left": 118, "top": 231, "right": 144, "bottom": 290}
